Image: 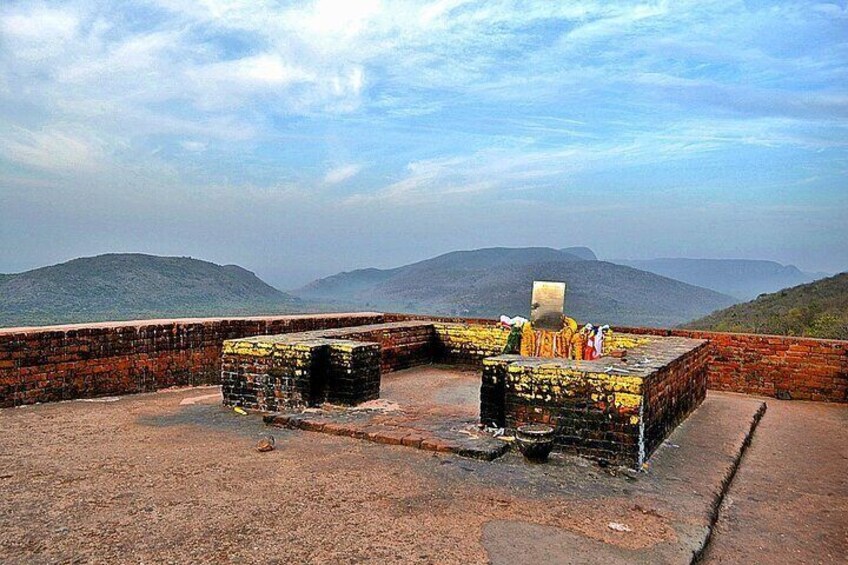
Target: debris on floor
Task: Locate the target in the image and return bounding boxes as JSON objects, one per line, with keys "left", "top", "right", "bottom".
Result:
{"left": 256, "top": 435, "right": 275, "bottom": 452}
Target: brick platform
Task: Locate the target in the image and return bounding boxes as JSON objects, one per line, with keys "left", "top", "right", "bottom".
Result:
{"left": 221, "top": 321, "right": 434, "bottom": 410}
{"left": 223, "top": 323, "right": 708, "bottom": 466}
{"left": 481, "top": 335, "right": 709, "bottom": 466}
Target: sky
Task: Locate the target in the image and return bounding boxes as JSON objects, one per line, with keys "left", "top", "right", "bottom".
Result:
{"left": 0, "top": 0, "right": 846, "bottom": 289}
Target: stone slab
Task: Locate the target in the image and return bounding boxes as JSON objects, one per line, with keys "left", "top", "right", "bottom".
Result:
{"left": 265, "top": 410, "right": 509, "bottom": 461}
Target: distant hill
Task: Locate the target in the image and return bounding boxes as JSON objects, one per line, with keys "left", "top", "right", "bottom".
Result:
{"left": 684, "top": 272, "right": 848, "bottom": 339}
{"left": 296, "top": 247, "right": 736, "bottom": 327}
{"left": 560, "top": 247, "right": 598, "bottom": 261}
{"left": 0, "top": 254, "right": 302, "bottom": 327}
{"left": 613, "top": 258, "right": 824, "bottom": 300}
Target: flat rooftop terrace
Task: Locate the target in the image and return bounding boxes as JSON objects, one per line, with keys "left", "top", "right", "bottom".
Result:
{"left": 1, "top": 378, "right": 845, "bottom": 564}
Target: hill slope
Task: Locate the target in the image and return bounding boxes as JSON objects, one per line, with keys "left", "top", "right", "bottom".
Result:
{"left": 684, "top": 272, "right": 848, "bottom": 339}
{"left": 0, "top": 254, "right": 302, "bottom": 327}
{"left": 296, "top": 247, "right": 736, "bottom": 327}
{"left": 560, "top": 247, "right": 598, "bottom": 261}
{"left": 613, "top": 258, "right": 822, "bottom": 300}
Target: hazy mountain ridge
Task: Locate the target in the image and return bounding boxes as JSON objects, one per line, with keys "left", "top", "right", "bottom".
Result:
{"left": 299, "top": 247, "right": 585, "bottom": 298}
{"left": 613, "top": 258, "right": 824, "bottom": 300}
{"left": 560, "top": 247, "right": 598, "bottom": 261}
{"left": 296, "top": 247, "right": 736, "bottom": 327}
{"left": 684, "top": 272, "right": 848, "bottom": 339}
{"left": 0, "top": 254, "right": 302, "bottom": 327}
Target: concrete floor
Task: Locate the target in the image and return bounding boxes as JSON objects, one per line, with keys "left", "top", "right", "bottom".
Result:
{"left": 702, "top": 399, "right": 848, "bottom": 565}
{"left": 0, "top": 370, "right": 844, "bottom": 564}
{"left": 266, "top": 366, "right": 507, "bottom": 460}
{"left": 380, "top": 365, "right": 481, "bottom": 416}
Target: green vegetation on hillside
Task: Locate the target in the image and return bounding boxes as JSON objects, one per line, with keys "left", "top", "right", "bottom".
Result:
{"left": 684, "top": 272, "right": 848, "bottom": 339}
{"left": 0, "top": 254, "right": 302, "bottom": 327}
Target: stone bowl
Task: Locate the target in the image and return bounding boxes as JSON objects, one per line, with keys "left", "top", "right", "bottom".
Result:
{"left": 515, "top": 424, "right": 555, "bottom": 463}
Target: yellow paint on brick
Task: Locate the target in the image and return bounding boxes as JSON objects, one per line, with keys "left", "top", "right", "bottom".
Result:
{"left": 434, "top": 323, "right": 509, "bottom": 352}
{"left": 613, "top": 392, "right": 641, "bottom": 408}
{"left": 606, "top": 334, "right": 651, "bottom": 351}
{"left": 222, "top": 340, "right": 274, "bottom": 357}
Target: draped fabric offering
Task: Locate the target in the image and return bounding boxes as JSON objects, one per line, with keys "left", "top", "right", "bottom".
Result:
{"left": 510, "top": 316, "right": 607, "bottom": 360}
{"left": 519, "top": 326, "right": 574, "bottom": 358}
{"left": 519, "top": 322, "right": 537, "bottom": 357}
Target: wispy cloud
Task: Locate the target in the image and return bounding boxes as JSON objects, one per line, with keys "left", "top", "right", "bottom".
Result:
{"left": 0, "top": 0, "right": 846, "bottom": 277}
{"left": 0, "top": 126, "right": 110, "bottom": 173}
{"left": 323, "top": 163, "right": 362, "bottom": 185}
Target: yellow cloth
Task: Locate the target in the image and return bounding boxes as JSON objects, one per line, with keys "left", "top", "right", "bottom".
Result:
{"left": 520, "top": 323, "right": 536, "bottom": 356}
{"left": 571, "top": 333, "right": 585, "bottom": 360}
{"left": 518, "top": 324, "right": 574, "bottom": 358}
{"left": 538, "top": 331, "right": 556, "bottom": 357}
{"left": 559, "top": 327, "right": 574, "bottom": 358}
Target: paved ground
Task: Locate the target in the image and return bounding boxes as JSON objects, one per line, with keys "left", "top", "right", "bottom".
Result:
{"left": 703, "top": 399, "right": 848, "bottom": 565}
{"left": 380, "top": 365, "right": 480, "bottom": 413}
{"left": 266, "top": 366, "right": 507, "bottom": 459}
{"left": 0, "top": 371, "right": 843, "bottom": 564}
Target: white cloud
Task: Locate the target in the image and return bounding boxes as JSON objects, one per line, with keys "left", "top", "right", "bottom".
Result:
{"left": 324, "top": 164, "right": 362, "bottom": 185}
{"left": 189, "top": 54, "right": 315, "bottom": 88}
{"left": 0, "top": 126, "right": 108, "bottom": 173}
{"left": 180, "top": 140, "right": 208, "bottom": 152}
{"left": 1, "top": 5, "right": 79, "bottom": 43}
{"left": 0, "top": 0, "right": 844, "bottom": 199}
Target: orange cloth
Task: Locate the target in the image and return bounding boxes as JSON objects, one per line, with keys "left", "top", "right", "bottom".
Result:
{"left": 519, "top": 326, "right": 573, "bottom": 358}
{"left": 520, "top": 323, "right": 536, "bottom": 356}
{"left": 538, "top": 331, "right": 556, "bottom": 357}
{"left": 571, "top": 333, "right": 585, "bottom": 360}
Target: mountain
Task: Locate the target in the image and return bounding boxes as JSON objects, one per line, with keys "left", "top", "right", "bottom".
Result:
{"left": 560, "top": 247, "right": 598, "bottom": 261}
{"left": 0, "top": 254, "right": 302, "bottom": 327}
{"left": 296, "top": 247, "right": 736, "bottom": 327}
{"left": 684, "top": 272, "right": 848, "bottom": 339}
{"left": 612, "top": 258, "right": 824, "bottom": 300}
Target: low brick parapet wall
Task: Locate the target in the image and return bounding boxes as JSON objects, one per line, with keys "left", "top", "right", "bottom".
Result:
{"left": 388, "top": 314, "right": 848, "bottom": 403}
{"left": 1, "top": 313, "right": 845, "bottom": 407}
{"left": 0, "top": 313, "right": 384, "bottom": 407}
{"left": 614, "top": 327, "right": 848, "bottom": 402}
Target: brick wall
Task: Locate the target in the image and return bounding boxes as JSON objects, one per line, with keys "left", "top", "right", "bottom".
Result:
{"left": 0, "top": 313, "right": 384, "bottom": 408}
{"left": 389, "top": 314, "right": 848, "bottom": 403}
{"left": 2, "top": 313, "right": 846, "bottom": 407}
{"left": 431, "top": 323, "right": 510, "bottom": 365}
{"left": 641, "top": 341, "right": 710, "bottom": 458}
{"left": 331, "top": 323, "right": 436, "bottom": 373}
{"left": 616, "top": 327, "right": 848, "bottom": 402}
{"left": 221, "top": 341, "right": 329, "bottom": 412}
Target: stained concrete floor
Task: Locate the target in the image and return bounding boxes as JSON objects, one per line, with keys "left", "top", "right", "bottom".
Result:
{"left": 0, "top": 369, "right": 844, "bottom": 564}
{"left": 266, "top": 366, "right": 507, "bottom": 459}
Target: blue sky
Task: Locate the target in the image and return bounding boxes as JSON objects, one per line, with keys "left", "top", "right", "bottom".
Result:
{"left": 0, "top": 0, "right": 846, "bottom": 288}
